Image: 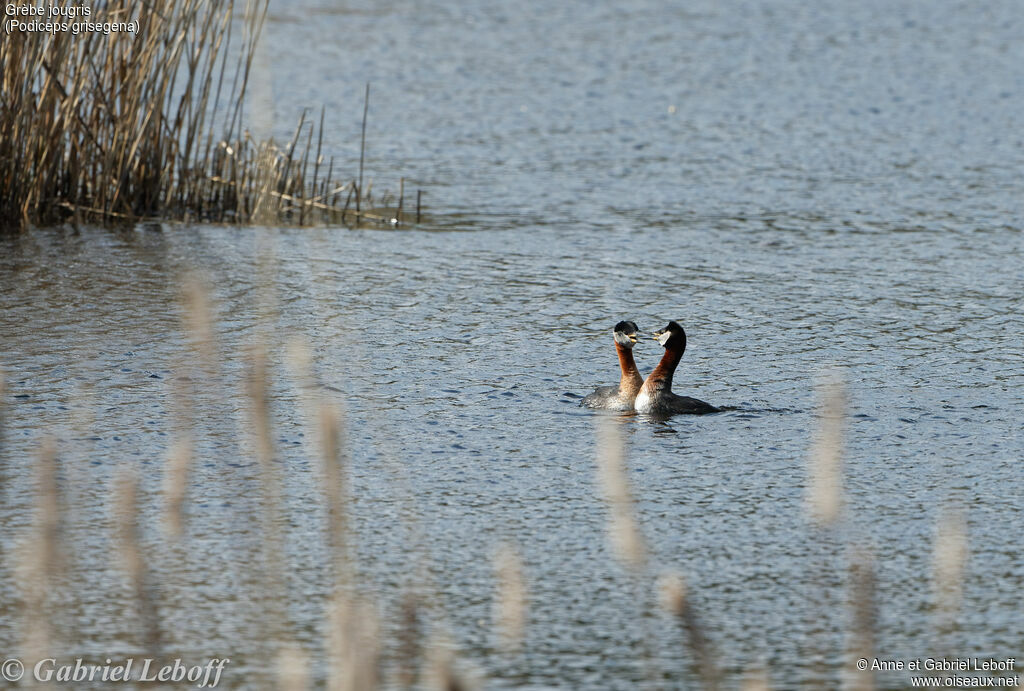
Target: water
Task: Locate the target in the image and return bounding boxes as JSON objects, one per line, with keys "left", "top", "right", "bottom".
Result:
{"left": 2, "top": 0, "right": 1023, "bottom": 688}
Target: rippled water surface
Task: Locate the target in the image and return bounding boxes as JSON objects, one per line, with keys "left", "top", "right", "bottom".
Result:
{"left": 2, "top": 0, "right": 1023, "bottom": 688}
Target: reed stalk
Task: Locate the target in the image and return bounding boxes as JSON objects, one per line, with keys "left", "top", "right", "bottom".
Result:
{"left": 594, "top": 421, "right": 646, "bottom": 571}
{"left": 845, "top": 548, "right": 877, "bottom": 691}
{"left": 162, "top": 438, "right": 193, "bottom": 539}
{"left": 659, "top": 570, "right": 721, "bottom": 690}
{"left": 19, "top": 438, "right": 64, "bottom": 670}
{"left": 245, "top": 344, "right": 289, "bottom": 641}
{"left": 357, "top": 83, "right": 369, "bottom": 214}
{"left": 493, "top": 543, "right": 527, "bottom": 654}
{"left": 931, "top": 507, "right": 968, "bottom": 685}
{"left": 0, "top": 1, "right": 415, "bottom": 229}
{"left": 327, "top": 594, "right": 381, "bottom": 691}
{"left": 803, "top": 372, "right": 847, "bottom": 688}
{"left": 277, "top": 645, "right": 311, "bottom": 691}
{"left": 807, "top": 373, "right": 846, "bottom": 528}
{"left": 319, "top": 400, "right": 351, "bottom": 585}
{"left": 115, "top": 467, "right": 163, "bottom": 655}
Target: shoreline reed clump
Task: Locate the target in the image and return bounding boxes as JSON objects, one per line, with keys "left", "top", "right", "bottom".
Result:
{"left": 0, "top": 0, "right": 416, "bottom": 230}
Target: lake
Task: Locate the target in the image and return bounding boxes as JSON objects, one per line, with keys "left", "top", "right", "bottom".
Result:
{"left": 1, "top": 0, "right": 1022, "bottom": 688}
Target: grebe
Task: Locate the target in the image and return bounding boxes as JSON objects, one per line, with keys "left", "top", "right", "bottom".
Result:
{"left": 634, "top": 321, "right": 719, "bottom": 415}
{"left": 581, "top": 321, "right": 645, "bottom": 411}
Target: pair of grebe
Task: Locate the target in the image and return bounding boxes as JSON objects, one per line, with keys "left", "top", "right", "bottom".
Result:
{"left": 581, "top": 320, "right": 718, "bottom": 415}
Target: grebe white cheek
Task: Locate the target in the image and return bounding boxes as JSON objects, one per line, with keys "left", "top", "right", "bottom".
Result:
{"left": 613, "top": 330, "right": 637, "bottom": 348}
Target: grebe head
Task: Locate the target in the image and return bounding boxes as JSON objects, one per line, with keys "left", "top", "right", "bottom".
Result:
{"left": 612, "top": 320, "right": 641, "bottom": 348}
{"left": 653, "top": 321, "right": 686, "bottom": 349}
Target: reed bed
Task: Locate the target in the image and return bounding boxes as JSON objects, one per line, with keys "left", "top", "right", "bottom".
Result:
{"left": 0, "top": 308, "right": 1011, "bottom": 689}
{"left": 0, "top": 0, "right": 415, "bottom": 230}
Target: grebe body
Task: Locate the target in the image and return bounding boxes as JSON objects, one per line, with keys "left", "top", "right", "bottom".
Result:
{"left": 634, "top": 321, "right": 718, "bottom": 416}
{"left": 581, "top": 321, "right": 644, "bottom": 411}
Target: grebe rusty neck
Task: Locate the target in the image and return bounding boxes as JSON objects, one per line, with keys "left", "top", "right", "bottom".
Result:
{"left": 612, "top": 320, "right": 644, "bottom": 399}
{"left": 634, "top": 320, "right": 718, "bottom": 415}
{"left": 639, "top": 321, "right": 686, "bottom": 396}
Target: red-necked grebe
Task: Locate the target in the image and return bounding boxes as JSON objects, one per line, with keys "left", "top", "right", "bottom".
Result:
{"left": 634, "top": 321, "right": 718, "bottom": 415}
{"left": 581, "top": 320, "right": 644, "bottom": 411}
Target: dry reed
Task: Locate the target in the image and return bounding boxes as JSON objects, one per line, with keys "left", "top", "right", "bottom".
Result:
{"left": 327, "top": 593, "right": 381, "bottom": 691}
{"left": 845, "top": 548, "right": 877, "bottom": 691}
{"left": 277, "top": 645, "right": 311, "bottom": 691}
{"left": 807, "top": 372, "right": 846, "bottom": 527}
{"left": 594, "top": 420, "right": 646, "bottom": 570}
{"left": 395, "top": 590, "right": 424, "bottom": 687}
{"left": 114, "top": 466, "right": 162, "bottom": 655}
{"left": 932, "top": 510, "right": 968, "bottom": 621}
{"left": 162, "top": 438, "right": 193, "bottom": 539}
{"left": 932, "top": 507, "right": 968, "bottom": 677}
{"left": 245, "top": 342, "right": 291, "bottom": 654}
{"left": 803, "top": 373, "right": 847, "bottom": 688}
{"left": 0, "top": 0, "right": 416, "bottom": 229}
{"left": 319, "top": 401, "right": 351, "bottom": 585}
{"left": 493, "top": 543, "right": 527, "bottom": 654}
{"left": 658, "top": 570, "right": 721, "bottom": 690}
{"left": 595, "top": 420, "right": 726, "bottom": 689}
{"left": 18, "top": 438, "right": 64, "bottom": 671}
{"left": 740, "top": 668, "right": 772, "bottom": 691}
{"left": 423, "top": 636, "right": 479, "bottom": 691}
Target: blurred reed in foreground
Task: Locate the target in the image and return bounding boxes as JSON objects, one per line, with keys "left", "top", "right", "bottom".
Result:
{"left": 0, "top": 0, "right": 417, "bottom": 229}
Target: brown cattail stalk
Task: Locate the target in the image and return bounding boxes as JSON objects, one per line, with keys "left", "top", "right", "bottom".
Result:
{"left": 397, "top": 177, "right": 404, "bottom": 224}
{"left": 0, "top": 367, "right": 7, "bottom": 510}
{"left": 741, "top": 668, "right": 772, "bottom": 691}
{"left": 245, "top": 337, "right": 302, "bottom": 679}
{"left": 182, "top": 276, "right": 217, "bottom": 373}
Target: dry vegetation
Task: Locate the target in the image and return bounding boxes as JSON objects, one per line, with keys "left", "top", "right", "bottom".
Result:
{"left": 0, "top": 0, "right": 415, "bottom": 229}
